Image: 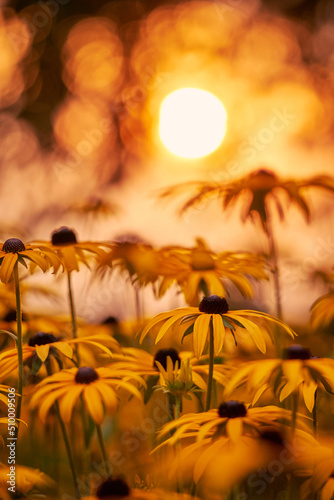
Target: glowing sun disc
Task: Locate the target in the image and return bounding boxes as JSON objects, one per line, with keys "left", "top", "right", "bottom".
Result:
{"left": 159, "top": 88, "right": 227, "bottom": 159}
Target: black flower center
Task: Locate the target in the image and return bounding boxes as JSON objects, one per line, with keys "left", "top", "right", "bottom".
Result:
{"left": 3, "top": 309, "right": 27, "bottom": 322}
{"left": 153, "top": 348, "right": 181, "bottom": 371}
{"left": 218, "top": 401, "right": 247, "bottom": 419}
{"left": 28, "top": 332, "right": 58, "bottom": 347}
{"left": 75, "top": 367, "right": 99, "bottom": 384}
{"left": 199, "top": 295, "right": 229, "bottom": 314}
{"left": 284, "top": 344, "right": 311, "bottom": 360}
{"left": 3, "top": 238, "right": 25, "bottom": 253}
{"left": 102, "top": 316, "right": 119, "bottom": 325}
{"left": 96, "top": 478, "right": 130, "bottom": 498}
{"left": 51, "top": 227, "right": 77, "bottom": 246}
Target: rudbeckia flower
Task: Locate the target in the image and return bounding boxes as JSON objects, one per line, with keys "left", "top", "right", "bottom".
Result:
{"left": 157, "top": 238, "right": 268, "bottom": 305}
{"left": 155, "top": 356, "right": 201, "bottom": 401}
{"left": 224, "top": 345, "right": 334, "bottom": 412}
{"left": 0, "top": 331, "right": 119, "bottom": 379}
{"left": 156, "top": 401, "right": 308, "bottom": 447}
{"left": 301, "top": 453, "right": 334, "bottom": 500}
{"left": 34, "top": 226, "right": 109, "bottom": 273}
{"left": 0, "top": 238, "right": 61, "bottom": 283}
{"left": 30, "top": 366, "right": 145, "bottom": 424}
{"left": 84, "top": 477, "right": 195, "bottom": 500}
{"left": 160, "top": 169, "right": 334, "bottom": 232}
{"left": 98, "top": 240, "right": 165, "bottom": 287}
{"left": 159, "top": 169, "right": 334, "bottom": 320}
{"left": 110, "top": 347, "right": 229, "bottom": 391}
{"left": 0, "top": 463, "right": 55, "bottom": 500}
{"left": 310, "top": 291, "right": 334, "bottom": 329}
{"left": 139, "top": 295, "right": 296, "bottom": 358}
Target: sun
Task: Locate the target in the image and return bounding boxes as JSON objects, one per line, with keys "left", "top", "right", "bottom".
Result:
{"left": 159, "top": 88, "right": 227, "bottom": 159}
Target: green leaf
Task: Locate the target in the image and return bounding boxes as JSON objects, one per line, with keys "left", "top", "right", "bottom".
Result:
{"left": 17, "top": 255, "right": 28, "bottom": 269}
{"left": 181, "top": 324, "right": 194, "bottom": 343}
{"left": 31, "top": 356, "right": 43, "bottom": 375}
{"left": 221, "top": 317, "right": 236, "bottom": 331}
{"left": 180, "top": 315, "right": 196, "bottom": 325}
{"left": 226, "top": 317, "right": 246, "bottom": 329}
{"left": 0, "top": 330, "right": 18, "bottom": 343}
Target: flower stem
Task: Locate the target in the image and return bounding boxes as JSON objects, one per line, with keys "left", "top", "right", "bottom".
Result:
{"left": 67, "top": 271, "right": 80, "bottom": 364}
{"left": 313, "top": 390, "right": 318, "bottom": 436}
{"left": 13, "top": 262, "right": 23, "bottom": 439}
{"left": 175, "top": 396, "right": 182, "bottom": 420}
{"left": 206, "top": 318, "right": 214, "bottom": 412}
{"left": 96, "top": 424, "right": 111, "bottom": 476}
{"left": 291, "top": 391, "right": 298, "bottom": 434}
{"left": 266, "top": 217, "right": 283, "bottom": 320}
{"left": 55, "top": 401, "right": 81, "bottom": 499}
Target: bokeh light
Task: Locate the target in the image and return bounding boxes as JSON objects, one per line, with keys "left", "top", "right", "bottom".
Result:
{"left": 159, "top": 88, "right": 227, "bottom": 158}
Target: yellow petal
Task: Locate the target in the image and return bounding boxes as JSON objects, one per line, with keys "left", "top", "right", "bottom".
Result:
{"left": 226, "top": 418, "right": 244, "bottom": 441}
{"left": 193, "top": 314, "right": 211, "bottom": 358}
{"left": 83, "top": 384, "right": 104, "bottom": 424}
{"left": 35, "top": 345, "right": 50, "bottom": 362}
{"left": 212, "top": 313, "right": 225, "bottom": 355}
{"left": 228, "top": 314, "right": 266, "bottom": 353}
{"left": 61, "top": 247, "right": 80, "bottom": 272}
{"left": 38, "top": 387, "right": 69, "bottom": 423}
{"left": 58, "top": 385, "right": 83, "bottom": 422}
{"left": 54, "top": 342, "right": 73, "bottom": 359}
{"left": 155, "top": 312, "right": 191, "bottom": 344}
{"left": 302, "top": 380, "right": 318, "bottom": 413}
{"left": 0, "top": 254, "right": 18, "bottom": 284}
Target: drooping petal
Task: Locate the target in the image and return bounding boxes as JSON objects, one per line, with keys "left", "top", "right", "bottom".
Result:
{"left": 58, "top": 385, "right": 84, "bottom": 422}
{"left": 193, "top": 314, "right": 211, "bottom": 358}
{"left": 53, "top": 342, "right": 73, "bottom": 359}
{"left": 83, "top": 384, "right": 105, "bottom": 424}
{"left": 212, "top": 313, "right": 225, "bottom": 355}
{"left": 302, "top": 379, "right": 318, "bottom": 412}
{"left": 35, "top": 345, "right": 50, "bottom": 362}
{"left": 0, "top": 254, "right": 18, "bottom": 284}
{"left": 226, "top": 418, "right": 244, "bottom": 441}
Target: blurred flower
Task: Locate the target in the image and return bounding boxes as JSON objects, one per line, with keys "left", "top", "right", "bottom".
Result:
{"left": 0, "top": 463, "right": 55, "bottom": 500}
{"left": 0, "top": 238, "right": 61, "bottom": 283}
{"left": 224, "top": 345, "right": 334, "bottom": 411}
{"left": 0, "top": 332, "right": 119, "bottom": 379}
{"left": 160, "top": 169, "right": 334, "bottom": 232}
{"left": 68, "top": 196, "right": 119, "bottom": 219}
{"left": 310, "top": 291, "right": 334, "bottom": 329}
{"left": 301, "top": 454, "right": 334, "bottom": 500}
{"left": 30, "top": 366, "right": 145, "bottom": 424}
{"left": 156, "top": 401, "right": 305, "bottom": 446}
{"left": 84, "top": 476, "right": 195, "bottom": 499}
{"left": 34, "top": 226, "right": 109, "bottom": 273}
{"left": 157, "top": 238, "right": 268, "bottom": 305}
{"left": 110, "top": 347, "right": 229, "bottom": 392}
{"left": 98, "top": 241, "right": 166, "bottom": 287}
{"left": 139, "top": 295, "right": 296, "bottom": 358}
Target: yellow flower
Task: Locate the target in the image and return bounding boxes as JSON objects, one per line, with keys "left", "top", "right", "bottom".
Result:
{"left": 84, "top": 477, "right": 195, "bottom": 500}
{"left": 30, "top": 366, "right": 144, "bottom": 424}
{"left": 301, "top": 454, "right": 334, "bottom": 500}
{"left": 98, "top": 240, "right": 165, "bottom": 287}
{"left": 224, "top": 345, "right": 334, "bottom": 412}
{"left": 110, "top": 347, "right": 229, "bottom": 391}
{"left": 156, "top": 401, "right": 307, "bottom": 446}
{"left": 160, "top": 169, "right": 334, "bottom": 231}
{"left": 155, "top": 356, "right": 200, "bottom": 400}
{"left": 0, "top": 463, "right": 55, "bottom": 499}
{"left": 158, "top": 238, "right": 268, "bottom": 305}
{"left": 139, "top": 295, "right": 296, "bottom": 358}
{"left": 0, "top": 238, "right": 61, "bottom": 283}
{"left": 0, "top": 332, "right": 119, "bottom": 379}
{"left": 310, "top": 291, "right": 334, "bottom": 329}
{"left": 34, "top": 226, "right": 109, "bottom": 273}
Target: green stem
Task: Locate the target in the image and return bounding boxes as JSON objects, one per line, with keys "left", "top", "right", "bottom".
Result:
{"left": 96, "top": 424, "right": 111, "bottom": 476}
{"left": 13, "top": 263, "right": 23, "bottom": 439}
{"left": 291, "top": 391, "right": 298, "bottom": 434}
{"left": 266, "top": 218, "right": 282, "bottom": 320}
{"left": 67, "top": 271, "right": 80, "bottom": 364}
{"left": 55, "top": 401, "right": 81, "bottom": 499}
{"left": 175, "top": 396, "right": 182, "bottom": 420}
{"left": 206, "top": 318, "right": 214, "bottom": 412}
{"left": 313, "top": 390, "right": 318, "bottom": 436}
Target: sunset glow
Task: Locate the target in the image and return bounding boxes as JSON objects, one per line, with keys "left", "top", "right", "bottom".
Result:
{"left": 159, "top": 88, "right": 227, "bottom": 158}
